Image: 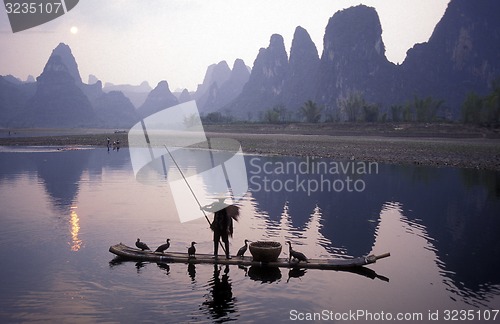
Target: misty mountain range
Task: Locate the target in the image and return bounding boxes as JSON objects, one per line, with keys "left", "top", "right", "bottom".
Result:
{"left": 1, "top": 0, "right": 499, "bottom": 128}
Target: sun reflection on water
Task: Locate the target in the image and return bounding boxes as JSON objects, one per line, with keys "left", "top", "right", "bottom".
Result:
{"left": 69, "top": 206, "right": 82, "bottom": 251}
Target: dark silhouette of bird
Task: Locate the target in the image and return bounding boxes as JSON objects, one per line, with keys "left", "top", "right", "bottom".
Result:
{"left": 136, "top": 238, "right": 150, "bottom": 251}
{"left": 287, "top": 268, "right": 307, "bottom": 283}
{"left": 157, "top": 263, "right": 170, "bottom": 275}
{"left": 188, "top": 241, "right": 197, "bottom": 258}
{"left": 286, "top": 241, "right": 308, "bottom": 263}
{"left": 155, "top": 238, "right": 170, "bottom": 253}
{"left": 188, "top": 263, "right": 196, "bottom": 281}
{"left": 236, "top": 239, "right": 250, "bottom": 258}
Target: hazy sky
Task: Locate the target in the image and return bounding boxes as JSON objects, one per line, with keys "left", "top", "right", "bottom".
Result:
{"left": 0, "top": 0, "right": 450, "bottom": 92}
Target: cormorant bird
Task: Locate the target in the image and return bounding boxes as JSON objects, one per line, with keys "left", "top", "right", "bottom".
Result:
{"left": 236, "top": 239, "right": 250, "bottom": 258}
{"left": 286, "top": 241, "right": 308, "bottom": 263}
{"left": 155, "top": 238, "right": 170, "bottom": 253}
{"left": 136, "top": 238, "right": 150, "bottom": 251}
{"left": 188, "top": 241, "right": 197, "bottom": 258}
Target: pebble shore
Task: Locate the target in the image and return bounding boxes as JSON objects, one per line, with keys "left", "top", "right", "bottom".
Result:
{"left": 1, "top": 124, "right": 499, "bottom": 171}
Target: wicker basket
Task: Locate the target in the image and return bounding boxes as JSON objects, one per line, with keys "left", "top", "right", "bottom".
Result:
{"left": 249, "top": 241, "right": 282, "bottom": 262}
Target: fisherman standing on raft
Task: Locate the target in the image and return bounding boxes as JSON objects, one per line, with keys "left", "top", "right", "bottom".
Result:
{"left": 201, "top": 197, "right": 239, "bottom": 259}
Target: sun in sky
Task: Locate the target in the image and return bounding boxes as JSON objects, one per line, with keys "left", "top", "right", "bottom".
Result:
{"left": 70, "top": 26, "right": 78, "bottom": 34}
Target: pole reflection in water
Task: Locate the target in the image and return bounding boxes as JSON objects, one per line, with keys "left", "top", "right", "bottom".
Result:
{"left": 69, "top": 206, "right": 82, "bottom": 251}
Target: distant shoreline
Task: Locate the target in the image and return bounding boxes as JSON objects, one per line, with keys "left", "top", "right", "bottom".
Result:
{"left": 1, "top": 123, "right": 499, "bottom": 171}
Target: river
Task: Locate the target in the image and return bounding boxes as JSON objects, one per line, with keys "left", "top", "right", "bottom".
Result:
{"left": 0, "top": 146, "right": 499, "bottom": 323}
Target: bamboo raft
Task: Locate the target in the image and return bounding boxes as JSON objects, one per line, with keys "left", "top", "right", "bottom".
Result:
{"left": 109, "top": 243, "right": 390, "bottom": 270}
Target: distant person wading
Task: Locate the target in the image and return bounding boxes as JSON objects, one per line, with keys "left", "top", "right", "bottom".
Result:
{"left": 201, "top": 197, "right": 239, "bottom": 259}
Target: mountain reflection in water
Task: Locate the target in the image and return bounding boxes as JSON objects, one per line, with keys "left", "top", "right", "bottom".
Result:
{"left": 0, "top": 146, "right": 499, "bottom": 322}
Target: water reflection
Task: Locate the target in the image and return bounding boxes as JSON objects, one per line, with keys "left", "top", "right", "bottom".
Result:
{"left": 108, "top": 257, "right": 123, "bottom": 268}
{"left": 346, "top": 266, "right": 390, "bottom": 282}
{"left": 156, "top": 263, "right": 170, "bottom": 275}
{"left": 202, "top": 265, "right": 237, "bottom": 322}
{"left": 135, "top": 262, "right": 146, "bottom": 273}
{"left": 248, "top": 266, "right": 282, "bottom": 283}
{"left": 371, "top": 202, "right": 457, "bottom": 312}
{"left": 246, "top": 200, "right": 344, "bottom": 259}
{"left": 69, "top": 206, "right": 82, "bottom": 251}
{"left": 248, "top": 155, "right": 380, "bottom": 258}
{"left": 247, "top": 156, "right": 500, "bottom": 305}
{"left": 286, "top": 268, "right": 306, "bottom": 283}
{"left": 188, "top": 263, "right": 196, "bottom": 282}
{"left": 1, "top": 147, "right": 500, "bottom": 321}
{"left": 373, "top": 201, "right": 500, "bottom": 309}
{"left": 34, "top": 149, "right": 90, "bottom": 210}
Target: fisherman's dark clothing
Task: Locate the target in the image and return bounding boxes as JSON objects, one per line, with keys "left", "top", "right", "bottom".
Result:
{"left": 202, "top": 200, "right": 239, "bottom": 259}
{"left": 211, "top": 207, "right": 233, "bottom": 258}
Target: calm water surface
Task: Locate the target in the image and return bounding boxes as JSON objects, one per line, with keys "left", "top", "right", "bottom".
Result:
{"left": 0, "top": 146, "right": 499, "bottom": 323}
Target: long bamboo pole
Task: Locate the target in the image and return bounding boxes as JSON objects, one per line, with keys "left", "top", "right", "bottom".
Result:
{"left": 164, "top": 145, "right": 226, "bottom": 255}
